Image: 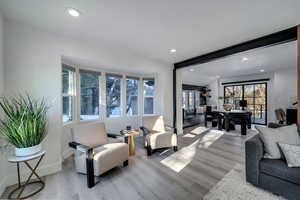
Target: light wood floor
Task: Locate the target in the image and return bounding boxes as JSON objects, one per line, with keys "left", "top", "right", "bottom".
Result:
{"left": 1, "top": 125, "right": 256, "bottom": 200}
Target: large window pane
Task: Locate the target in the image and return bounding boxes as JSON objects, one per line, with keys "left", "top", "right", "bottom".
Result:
{"left": 106, "top": 75, "right": 121, "bottom": 117}
{"left": 224, "top": 83, "right": 267, "bottom": 125}
{"left": 126, "top": 78, "right": 138, "bottom": 116}
{"left": 63, "top": 96, "right": 73, "bottom": 123}
{"left": 188, "top": 91, "right": 195, "bottom": 110}
{"left": 144, "top": 79, "right": 155, "bottom": 114}
{"left": 80, "top": 72, "right": 100, "bottom": 120}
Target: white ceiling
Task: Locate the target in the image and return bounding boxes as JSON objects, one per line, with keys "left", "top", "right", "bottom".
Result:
{"left": 0, "top": 0, "right": 300, "bottom": 64}
{"left": 182, "top": 41, "right": 297, "bottom": 85}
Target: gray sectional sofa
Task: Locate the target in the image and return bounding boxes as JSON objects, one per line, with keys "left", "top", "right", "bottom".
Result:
{"left": 245, "top": 129, "right": 300, "bottom": 200}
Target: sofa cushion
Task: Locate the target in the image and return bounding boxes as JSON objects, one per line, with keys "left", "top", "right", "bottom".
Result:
{"left": 260, "top": 159, "right": 300, "bottom": 185}
{"left": 256, "top": 124, "right": 300, "bottom": 159}
{"left": 278, "top": 143, "right": 300, "bottom": 167}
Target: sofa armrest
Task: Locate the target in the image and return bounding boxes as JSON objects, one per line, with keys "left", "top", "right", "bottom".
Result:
{"left": 267, "top": 122, "right": 286, "bottom": 128}
{"left": 69, "top": 141, "right": 95, "bottom": 188}
{"left": 69, "top": 142, "right": 93, "bottom": 154}
{"left": 140, "top": 126, "right": 151, "bottom": 136}
{"left": 107, "top": 133, "right": 129, "bottom": 144}
{"left": 245, "top": 134, "right": 264, "bottom": 186}
{"left": 165, "top": 125, "right": 175, "bottom": 132}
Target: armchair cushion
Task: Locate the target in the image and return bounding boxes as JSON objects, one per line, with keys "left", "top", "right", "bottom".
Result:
{"left": 143, "top": 115, "right": 166, "bottom": 132}
{"left": 72, "top": 122, "right": 108, "bottom": 147}
{"left": 146, "top": 132, "right": 177, "bottom": 149}
{"left": 75, "top": 143, "right": 129, "bottom": 176}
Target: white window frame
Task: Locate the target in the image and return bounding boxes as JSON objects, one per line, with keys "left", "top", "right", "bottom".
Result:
{"left": 61, "top": 62, "right": 157, "bottom": 125}
{"left": 62, "top": 64, "right": 76, "bottom": 124}
{"left": 142, "top": 78, "right": 155, "bottom": 116}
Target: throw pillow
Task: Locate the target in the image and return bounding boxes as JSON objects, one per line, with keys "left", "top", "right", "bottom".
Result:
{"left": 278, "top": 143, "right": 300, "bottom": 167}
{"left": 255, "top": 124, "right": 300, "bottom": 159}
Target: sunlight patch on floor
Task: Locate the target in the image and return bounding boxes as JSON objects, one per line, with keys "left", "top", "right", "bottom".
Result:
{"left": 160, "top": 129, "right": 224, "bottom": 173}
{"left": 183, "top": 133, "right": 196, "bottom": 138}
{"left": 190, "top": 126, "right": 209, "bottom": 135}
{"left": 198, "top": 130, "right": 224, "bottom": 148}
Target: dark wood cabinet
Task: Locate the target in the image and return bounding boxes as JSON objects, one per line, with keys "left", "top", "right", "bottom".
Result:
{"left": 286, "top": 108, "right": 297, "bottom": 125}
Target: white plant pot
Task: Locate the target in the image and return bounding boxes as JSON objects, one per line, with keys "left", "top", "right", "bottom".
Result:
{"left": 15, "top": 144, "right": 42, "bottom": 157}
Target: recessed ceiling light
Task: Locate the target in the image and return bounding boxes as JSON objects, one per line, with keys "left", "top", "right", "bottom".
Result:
{"left": 170, "top": 49, "right": 177, "bottom": 53}
{"left": 216, "top": 75, "right": 220, "bottom": 78}
{"left": 242, "top": 57, "right": 249, "bottom": 62}
{"left": 260, "top": 69, "right": 265, "bottom": 72}
{"left": 189, "top": 68, "right": 195, "bottom": 72}
{"left": 67, "top": 8, "right": 80, "bottom": 17}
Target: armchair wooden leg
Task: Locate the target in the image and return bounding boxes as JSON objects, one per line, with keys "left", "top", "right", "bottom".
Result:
{"left": 147, "top": 146, "right": 152, "bottom": 156}
{"left": 123, "top": 160, "right": 128, "bottom": 167}
{"left": 86, "top": 153, "right": 95, "bottom": 188}
{"left": 173, "top": 146, "right": 178, "bottom": 152}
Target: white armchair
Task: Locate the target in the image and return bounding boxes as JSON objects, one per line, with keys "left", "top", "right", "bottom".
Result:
{"left": 69, "top": 122, "right": 129, "bottom": 188}
{"left": 140, "top": 116, "right": 177, "bottom": 156}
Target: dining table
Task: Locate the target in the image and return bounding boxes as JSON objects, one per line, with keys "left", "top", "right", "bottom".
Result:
{"left": 212, "top": 110, "right": 252, "bottom": 135}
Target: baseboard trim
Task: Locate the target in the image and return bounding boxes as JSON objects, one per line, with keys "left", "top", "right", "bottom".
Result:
{"left": 6, "top": 160, "right": 62, "bottom": 186}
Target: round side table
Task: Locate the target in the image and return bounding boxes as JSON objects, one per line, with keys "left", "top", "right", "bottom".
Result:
{"left": 7, "top": 151, "right": 46, "bottom": 199}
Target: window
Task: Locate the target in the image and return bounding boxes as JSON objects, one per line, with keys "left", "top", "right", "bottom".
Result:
{"left": 80, "top": 70, "right": 101, "bottom": 120}
{"left": 106, "top": 74, "right": 122, "bottom": 117}
{"left": 195, "top": 91, "right": 200, "bottom": 108}
{"left": 224, "top": 83, "right": 267, "bottom": 125}
{"left": 188, "top": 91, "right": 195, "bottom": 111}
{"left": 62, "top": 64, "right": 75, "bottom": 123}
{"left": 143, "top": 78, "right": 155, "bottom": 114}
{"left": 126, "top": 77, "right": 139, "bottom": 116}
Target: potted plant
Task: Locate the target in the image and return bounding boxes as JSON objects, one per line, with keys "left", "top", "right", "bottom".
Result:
{"left": 0, "top": 95, "right": 48, "bottom": 157}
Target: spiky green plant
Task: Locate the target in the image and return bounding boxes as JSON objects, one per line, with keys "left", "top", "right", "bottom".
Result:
{"left": 0, "top": 95, "right": 48, "bottom": 148}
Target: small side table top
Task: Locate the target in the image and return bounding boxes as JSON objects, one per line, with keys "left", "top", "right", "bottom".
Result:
{"left": 122, "top": 128, "right": 140, "bottom": 136}
{"left": 8, "top": 151, "right": 46, "bottom": 163}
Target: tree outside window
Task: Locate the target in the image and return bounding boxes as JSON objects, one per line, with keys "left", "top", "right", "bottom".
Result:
{"left": 126, "top": 78, "right": 139, "bottom": 116}
{"left": 80, "top": 70, "right": 100, "bottom": 120}
{"left": 106, "top": 75, "right": 121, "bottom": 117}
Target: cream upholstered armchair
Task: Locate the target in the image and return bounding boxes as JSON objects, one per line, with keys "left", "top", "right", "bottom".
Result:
{"left": 140, "top": 115, "right": 177, "bottom": 156}
{"left": 69, "top": 122, "right": 129, "bottom": 188}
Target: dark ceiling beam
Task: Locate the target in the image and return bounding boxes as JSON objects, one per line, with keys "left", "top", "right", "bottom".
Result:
{"left": 174, "top": 26, "right": 297, "bottom": 69}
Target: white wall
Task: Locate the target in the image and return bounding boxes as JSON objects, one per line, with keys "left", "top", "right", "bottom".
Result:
{"left": 3, "top": 19, "right": 173, "bottom": 185}
{"left": 273, "top": 68, "right": 297, "bottom": 111}
{"left": 207, "top": 79, "right": 219, "bottom": 107}
{"left": 0, "top": 10, "right": 8, "bottom": 196}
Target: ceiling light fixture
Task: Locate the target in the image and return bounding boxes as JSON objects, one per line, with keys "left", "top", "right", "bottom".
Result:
{"left": 216, "top": 75, "right": 220, "bottom": 78}
{"left": 67, "top": 8, "right": 81, "bottom": 17}
{"left": 260, "top": 69, "right": 265, "bottom": 72}
{"left": 189, "top": 69, "right": 195, "bottom": 72}
{"left": 170, "top": 49, "right": 177, "bottom": 53}
{"left": 242, "top": 57, "right": 249, "bottom": 62}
